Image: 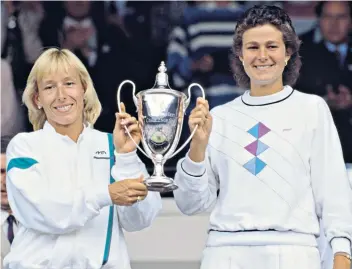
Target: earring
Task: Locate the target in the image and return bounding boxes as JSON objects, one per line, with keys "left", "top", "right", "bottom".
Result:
{"left": 38, "top": 105, "right": 42, "bottom": 109}
{"left": 242, "top": 61, "right": 244, "bottom": 66}
{"left": 285, "top": 60, "right": 288, "bottom": 66}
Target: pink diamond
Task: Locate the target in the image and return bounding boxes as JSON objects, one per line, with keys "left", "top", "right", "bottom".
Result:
{"left": 258, "top": 123, "right": 270, "bottom": 138}
{"left": 245, "top": 141, "right": 258, "bottom": 155}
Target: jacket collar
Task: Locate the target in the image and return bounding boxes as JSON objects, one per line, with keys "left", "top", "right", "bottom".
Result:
{"left": 241, "top": 85, "right": 294, "bottom": 106}
{"left": 43, "top": 121, "right": 91, "bottom": 143}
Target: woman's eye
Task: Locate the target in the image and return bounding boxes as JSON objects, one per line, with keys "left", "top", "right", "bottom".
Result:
{"left": 66, "top": 82, "right": 74, "bottom": 86}
{"left": 44, "top": 85, "right": 53, "bottom": 90}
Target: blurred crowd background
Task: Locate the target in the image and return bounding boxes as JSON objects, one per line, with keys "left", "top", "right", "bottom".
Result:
{"left": 1, "top": 0, "right": 352, "bottom": 197}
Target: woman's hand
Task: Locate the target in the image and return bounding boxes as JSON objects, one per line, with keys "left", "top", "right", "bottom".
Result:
{"left": 108, "top": 175, "right": 147, "bottom": 206}
{"left": 113, "top": 102, "right": 141, "bottom": 154}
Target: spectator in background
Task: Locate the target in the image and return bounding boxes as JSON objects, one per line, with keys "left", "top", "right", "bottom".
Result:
{"left": 296, "top": 1, "right": 352, "bottom": 163}
{"left": 299, "top": 1, "right": 352, "bottom": 53}
{"left": 1, "top": 59, "right": 26, "bottom": 137}
{"left": 39, "top": 1, "right": 146, "bottom": 133}
{"left": 104, "top": 1, "right": 190, "bottom": 183}
{"left": 1, "top": 1, "right": 44, "bottom": 93}
{"left": 112, "top": 1, "right": 188, "bottom": 90}
{"left": 167, "top": 0, "right": 245, "bottom": 109}
{"left": 1, "top": 136, "right": 19, "bottom": 264}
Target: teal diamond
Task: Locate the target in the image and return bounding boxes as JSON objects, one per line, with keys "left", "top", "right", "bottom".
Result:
{"left": 243, "top": 157, "right": 256, "bottom": 175}
{"left": 255, "top": 157, "right": 266, "bottom": 174}
{"left": 243, "top": 157, "right": 266, "bottom": 175}
{"left": 256, "top": 140, "right": 269, "bottom": 155}
{"left": 248, "top": 124, "right": 259, "bottom": 138}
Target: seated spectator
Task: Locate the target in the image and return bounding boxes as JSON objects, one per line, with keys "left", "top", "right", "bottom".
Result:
{"left": 296, "top": 1, "right": 352, "bottom": 163}
{"left": 299, "top": 1, "right": 352, "bottom": 53}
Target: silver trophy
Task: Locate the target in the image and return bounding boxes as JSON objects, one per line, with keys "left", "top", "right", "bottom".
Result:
{"left": 117, "top": 61, "right": 205, "bottom": 193}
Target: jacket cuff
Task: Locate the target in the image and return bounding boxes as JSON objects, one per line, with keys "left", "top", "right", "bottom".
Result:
{"left": 331, "top": 237, "right": 351, "bottom": 256}
{"left": 95, "top": 184, "right": 113, "bottom": 208}
{"left": 114, "top": 150, "right": 139, "bottom": 166}
{"left": 181, "top": 153, "right": 206, "bottom": 177}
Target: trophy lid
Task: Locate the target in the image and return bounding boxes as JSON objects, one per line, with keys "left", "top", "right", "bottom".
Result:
{"left": 136, "top": 60, "right": 186, "bottom": 99}
{"left": 154, "top": 61, "right": 169, "bottom": 88}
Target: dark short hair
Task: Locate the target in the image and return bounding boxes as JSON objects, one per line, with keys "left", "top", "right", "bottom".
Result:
{"left": 1, "top": 136, "right": 13, "bottom": 154}
{"left": 232, "top": 5, "right": 302, "bottom": 89}
{"left": 315, "top": 1, "right": 352, "bottom": 19}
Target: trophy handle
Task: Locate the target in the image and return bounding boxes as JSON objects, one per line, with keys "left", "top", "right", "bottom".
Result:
{"left": 117, "top": 80, "right": 150, "bottom": 159}
{"left": 168, "top": 83, "right": 206, "bottom": 159}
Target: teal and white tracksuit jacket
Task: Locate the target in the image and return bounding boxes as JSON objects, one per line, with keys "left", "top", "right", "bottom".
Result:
{"left": 4, "top": 121, "right": 162, "bottom": 269}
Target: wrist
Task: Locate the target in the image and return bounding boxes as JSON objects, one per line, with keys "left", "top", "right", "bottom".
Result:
{"left": 114, "top": 149, "right": 138, "bottom": 160}
{"left": 189, "top": 142, "right": 206, "bottom": 163}
{"left": 190, "top": 140, "right": 207, "bottom": 152}
{"left": 335, "top": 252, "right": 352, "bottom": 261}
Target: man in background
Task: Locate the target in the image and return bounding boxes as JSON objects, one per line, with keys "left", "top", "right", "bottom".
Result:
{"left": 296, "top": 1, "right": 352, "bottom": 163}
{"left": 1, "top": 136, "right": 19, "bottom": 264}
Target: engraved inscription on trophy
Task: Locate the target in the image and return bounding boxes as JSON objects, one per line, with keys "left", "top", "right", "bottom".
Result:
{"left": 142, "top": 94, "right": 178, "bottom": 155}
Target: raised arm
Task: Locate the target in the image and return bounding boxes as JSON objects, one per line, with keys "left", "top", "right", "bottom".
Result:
{"left": 173, "top": 97, "right": 218, "bottom": 215}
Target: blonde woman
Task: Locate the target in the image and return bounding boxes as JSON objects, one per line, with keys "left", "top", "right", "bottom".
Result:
{"left": 4, "top": 48, "right": 162, "bottom": 269}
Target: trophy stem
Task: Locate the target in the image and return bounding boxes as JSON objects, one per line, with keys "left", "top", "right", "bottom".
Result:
{"left": 153, "top": 161, "right": 165, "bottom": 178}
{"left": 143, "top": 154, "right": 178, "bottom": 193}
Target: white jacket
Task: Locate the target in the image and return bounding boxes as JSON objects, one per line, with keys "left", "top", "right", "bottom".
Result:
{"left": 174, "top": 86, "right": 352, "bottom": 255}
{"left": 4, "top": 122, "right": 162, "bottom": 269}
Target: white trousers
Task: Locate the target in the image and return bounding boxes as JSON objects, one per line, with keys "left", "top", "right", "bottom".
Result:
{"left": 200, "top": 245, "right": 321, "bottom": 269}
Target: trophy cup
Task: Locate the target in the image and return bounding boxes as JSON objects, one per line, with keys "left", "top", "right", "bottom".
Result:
{"left": 117, "top": 61, "right": 205, "bottom": 193}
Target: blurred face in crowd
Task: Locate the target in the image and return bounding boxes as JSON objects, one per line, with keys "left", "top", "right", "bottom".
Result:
{"left": 319, "top": 1, "right": 351, "bottom": 45}
{"left": 240, "top": 24, "right": 290, "bottom": 89}
{"left": 35, "top": 67, "right": 85, "bottom": 130}
{"left": 1, "top": 153, "right": 10, "bottom": 211}
{"left": 64, "top": 1, "right": 91, "bottom": 19}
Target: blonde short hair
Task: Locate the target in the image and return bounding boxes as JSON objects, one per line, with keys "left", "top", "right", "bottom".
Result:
{"left": 22, "top": 48, "right": 102, "bottom": 130}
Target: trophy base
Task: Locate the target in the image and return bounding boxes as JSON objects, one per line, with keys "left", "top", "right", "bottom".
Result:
{"left": 144, "top": 176, "right": 178, "bottom": 193}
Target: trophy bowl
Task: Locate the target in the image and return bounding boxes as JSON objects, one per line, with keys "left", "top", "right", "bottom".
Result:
{"left": 117, "top": 61, "right": 205, "bottom": 193}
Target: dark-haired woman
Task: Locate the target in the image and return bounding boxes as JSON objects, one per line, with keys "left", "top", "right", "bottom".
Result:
{"left": 173, "top": 5, "right": 352, "bottom": 269}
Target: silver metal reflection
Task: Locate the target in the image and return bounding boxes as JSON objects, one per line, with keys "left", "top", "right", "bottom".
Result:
{"left": 117, "top": 61, "right": 205, "bottom": 192}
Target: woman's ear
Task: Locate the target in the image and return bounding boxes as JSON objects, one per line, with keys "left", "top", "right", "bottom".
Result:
{"left": 285, "top": 55, "right": 291, "bottom": 66}
{"left": 285, "top": 48, "right": 292, "bottom": 60}
{"left": 239, "top": 55, "right": 244, "bottom": 66}
{"left": 284, "top": 47, "right": 292, "bottom": 66}
{"left": 33, "top": 92, "right": 42, "bottom": 109}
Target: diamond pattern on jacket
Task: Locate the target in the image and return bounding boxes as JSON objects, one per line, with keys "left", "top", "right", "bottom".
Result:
{"left": 243, "top": 122, "right": 271, "bottom": 175}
